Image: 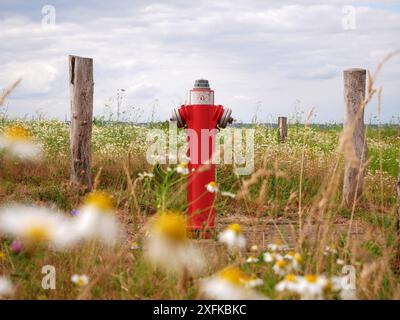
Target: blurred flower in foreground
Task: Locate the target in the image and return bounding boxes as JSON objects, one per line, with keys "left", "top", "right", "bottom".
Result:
{"left": 71, "top": 274, "right": 89, "bottom": 287}
{"left": 218, "top": 223, "right": 246, "bottom": 251}
{"left": 10, "top": 239, "right": 24, "bottom": 253}
{"left": 0, "top": 204, "right": 76, "bottom": 250}
{"left": 199, "top": 266, "right": 266, "bottom": 300}
{"left": 0, "top": 125, "right": 42, "bottom": 161}
{"left": 144, "top": 211, "right": 205, "bottom": 275}
{"left": 205, "top": 181, "right": 219, "bottom": 193}
{"left": 176, "top": 162, "right": 189, "bottom": 175}
{"left": 74, "top": 191, "right": 121, "bottom": 246}
{"left": 0, "top": 276, "right": 14, "bottom": 298}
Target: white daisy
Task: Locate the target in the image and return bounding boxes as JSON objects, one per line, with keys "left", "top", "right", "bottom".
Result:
{"left": 250, "top": 245, "right": 259, "bottom": 252}
{"left": 284, "top": 251, "right": 304, "bottom": 271}
{"left": 176, "top": 162, "right": 189, "bottom": 175}
{"left": 205, "top": 181, "right": 219, "bottom": 193}
{"left": 277, "top": 274, "right": 356, "bottom": 300}
{"left": 71, "top": 274, "right": 89, "bottom": 287}
{"left": 218, "top": 223, "right": 246, "bottom": 250}
{"left": 74, "top": 191, "right": 121, "bottom": 246}
{"left": 144, "top": 211, "right": 205, "bottom": 275}
{"left": 276, "top": 274, "right": 300, "bottom": 293}
{"left": 263, "top": 252, "right": 278, "bottom": 263}
{"left": 295, "top": 274, "right": 328, "bottom": 300}
{"left": 199, "top": 267, "right": 267, "bottom": 300}
{"left": 246, "top": 256, "right": 259, "bottom": 263}
{"left": 336, "top": 259, "right": 345, "bottom": 265}
{"left": 0, "top": 204, "right": 76, "bottom": 250}
{"left": 272, "top": 259, "right": 289, "bottom": 276}
{"left": 0, "top": 125, "right": 42, "bottom": 161}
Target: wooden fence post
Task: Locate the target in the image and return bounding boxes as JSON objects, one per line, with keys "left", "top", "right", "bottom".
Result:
{"left": 278, "top": 116, "right": 288, "bottom": 143}
{"left": 69, "top": 55, "right": 94, "bottom": 192}
{"left": 343, "top": 68, "right": 367, "bottom": 205}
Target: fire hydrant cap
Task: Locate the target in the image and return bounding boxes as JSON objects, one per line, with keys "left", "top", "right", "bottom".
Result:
{"left": 194, "top": 79, "right": 210, "bottom": 88}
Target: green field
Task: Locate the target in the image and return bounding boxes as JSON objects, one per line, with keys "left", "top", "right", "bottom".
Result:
{"left": 0, "top": 119, "right": 399, "bottom": 299}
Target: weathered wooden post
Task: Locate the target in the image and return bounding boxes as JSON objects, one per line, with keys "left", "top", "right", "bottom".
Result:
{"left": 343, "top": 68, "right": 367, "bottom": 205}
{"left": 69, "top": 55, "right": 94, "bottom": 191}
{"left": 278, "top": 116, "right": 287, "bottom": 143}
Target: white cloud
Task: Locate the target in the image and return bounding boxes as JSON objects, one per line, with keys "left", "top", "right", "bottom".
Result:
{"left": 0, "top": 1, "right": 399, "bottom": 122}
{"left": 0, "top": 61, "right": 57, "bottom": 93}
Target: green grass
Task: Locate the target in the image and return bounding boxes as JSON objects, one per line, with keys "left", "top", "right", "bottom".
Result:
{"left": 0, "top": 119, "right": 399, "bottom": 300}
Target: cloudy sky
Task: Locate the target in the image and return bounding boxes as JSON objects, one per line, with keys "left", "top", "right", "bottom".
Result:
{"left": 0, "top": 0, "right": 399, "bottom": 123}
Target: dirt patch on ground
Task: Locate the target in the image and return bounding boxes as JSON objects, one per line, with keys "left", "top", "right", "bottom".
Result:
{"left": 125, "top": 210, "right": 365, "bottom": 251}
{"left": 217, "top": 215, "right": 365, "bottom": 249}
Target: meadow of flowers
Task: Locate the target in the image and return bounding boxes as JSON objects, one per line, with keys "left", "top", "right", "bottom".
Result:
{"left": 0, "top": 117, "right": 399, "bottom": 300}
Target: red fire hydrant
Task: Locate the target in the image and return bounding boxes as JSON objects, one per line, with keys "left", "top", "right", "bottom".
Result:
{"left": 171, "top": 79, "right": 233, "bottom": 236}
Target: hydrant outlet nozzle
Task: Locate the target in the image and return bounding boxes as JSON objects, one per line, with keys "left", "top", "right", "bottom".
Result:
{"left": 170, "top": 108, "right": 186, "bottom": 128}
{"left": 218, "top": 108, "right": 234, "bottom": 128}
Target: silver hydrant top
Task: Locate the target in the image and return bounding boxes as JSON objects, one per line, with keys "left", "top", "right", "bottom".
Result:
{"left": 194, "top": 79, "right": 210, "bottom": 89}
{"left": 170, "top": 79, "right": 233, "bottom": 128}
